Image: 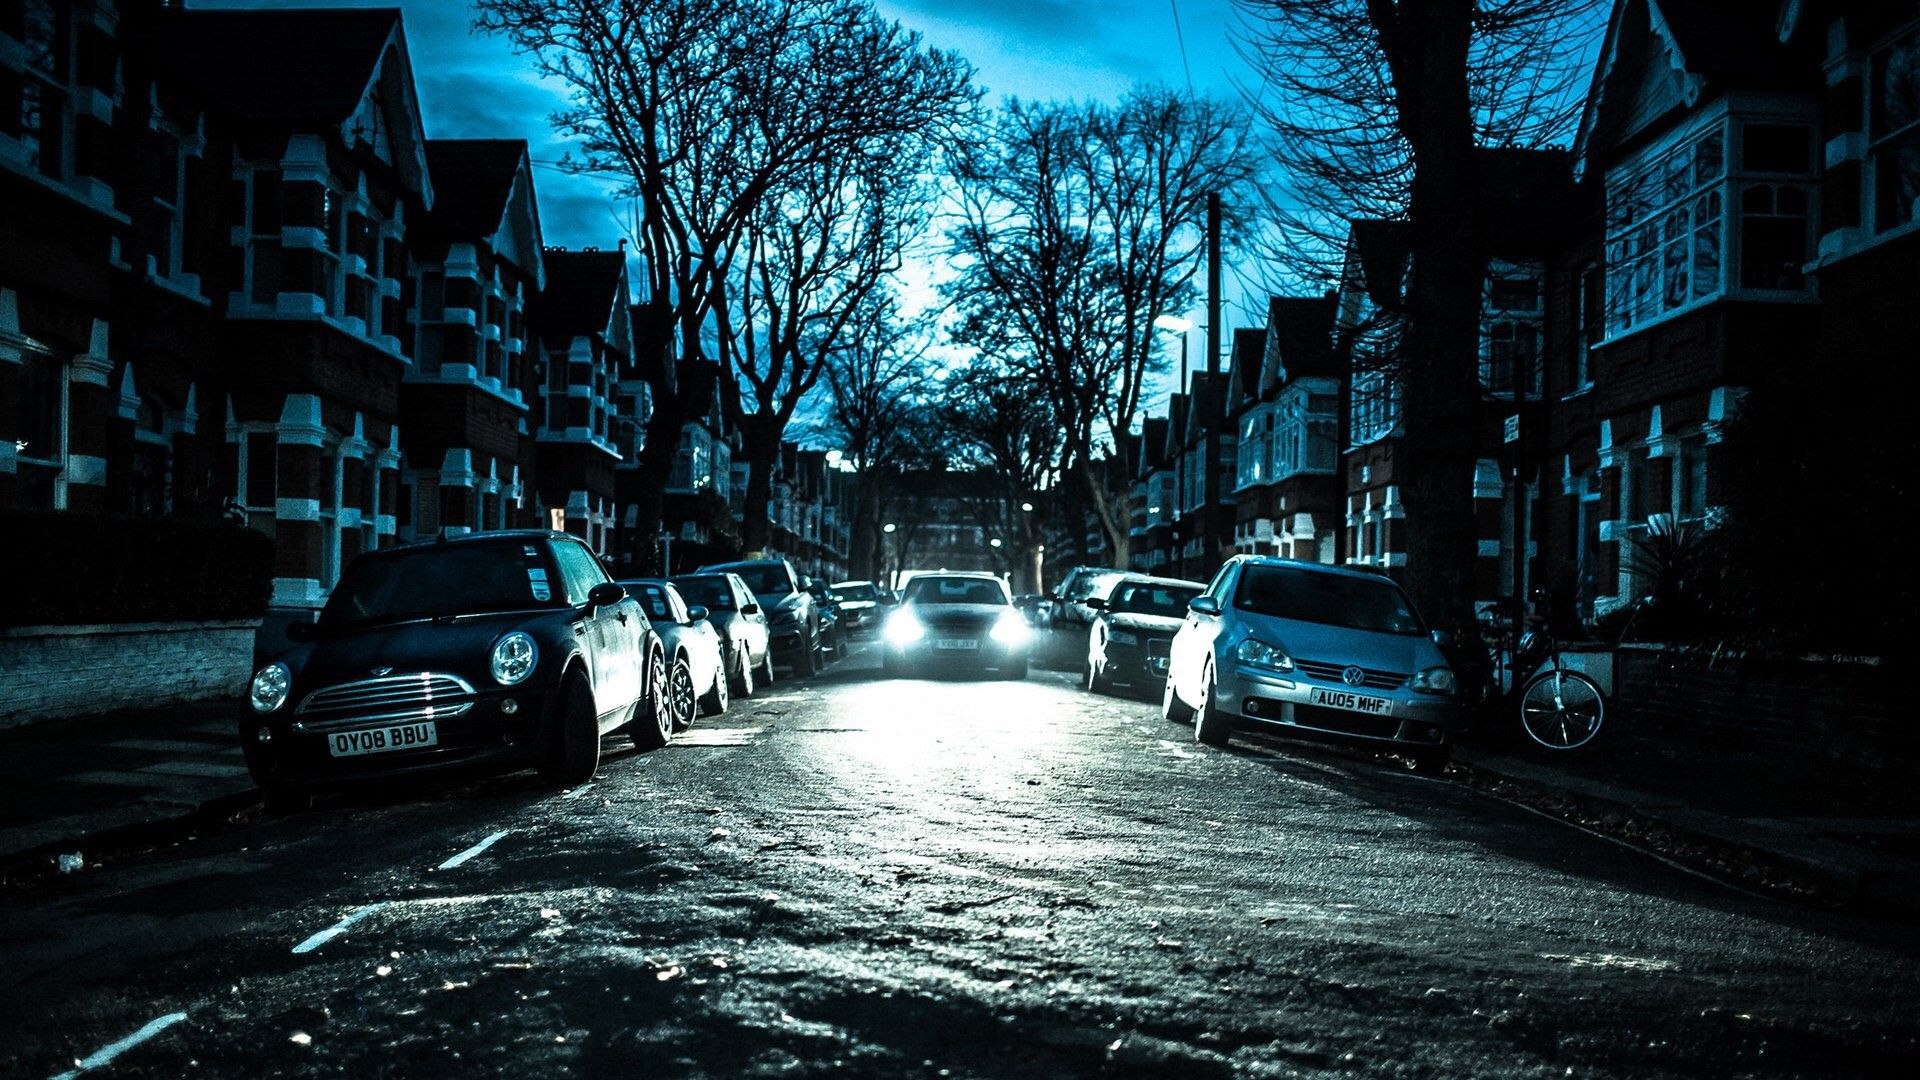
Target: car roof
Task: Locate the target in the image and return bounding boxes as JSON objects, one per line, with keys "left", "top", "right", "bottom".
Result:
{"left": 372, "top": 529, "right": 573, "bottom": 556}
{"left": 1232, "top": 555, "right": 1406, "bottom": 585}
{"left": 907, "top": 571, "right": 1004, "bottom": 582}
{"left": 1111, "top": 574, "right": 1206, "bottom": 589}
{"left": 698, "top": 558, "right": 785, "bottom": 569}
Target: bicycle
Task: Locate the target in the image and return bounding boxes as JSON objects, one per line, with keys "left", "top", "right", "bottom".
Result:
{"left": 1470, "top": 589, "right": 1609, "bottom": 752}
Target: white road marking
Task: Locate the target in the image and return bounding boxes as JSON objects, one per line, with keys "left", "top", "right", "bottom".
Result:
{"left": 562, "top": 785, "right": 590, "bottom": 799}
{"left": 673, "top": 727, "right": 764, "bottom": 747}
{"left": 50, "top": 1010, "right": 189, "bottom": 1079}
{"left": 290, "top": 902, "right": 391, "bottom": 955}
{"left": 437, "top": 829, "right": 511, "bottom": 870}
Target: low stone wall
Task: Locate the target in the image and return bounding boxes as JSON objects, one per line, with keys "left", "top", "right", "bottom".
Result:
{"left": 0, "top": 620, "right": 259, "bottom": 728}
{"left": 1616, "top": 645, "right": 1904, "bottom": 767}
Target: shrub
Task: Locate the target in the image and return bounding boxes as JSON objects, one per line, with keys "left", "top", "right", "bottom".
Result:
{"left": 0, "top": 510, "right": 273, "bottom": 627}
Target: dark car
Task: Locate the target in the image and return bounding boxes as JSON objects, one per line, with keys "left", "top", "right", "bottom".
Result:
{"left": 670, "top": 572, "right": 775, "bottom": 696}
{"left": 621, "top": 579, "right": 729, "bottom": 731}
{"left": 1083, "top": 574, "right": 1205, "bottom": 694}
{"left": 1011, "top": 593, "right": 1051, "bottom": 628}
{"left": 242, "top": 531, "right": 670, "bottom": 810}
{"left": 1047, "top": 565, "right": 1127, "bottom": 661}
{"left": 827, "top": 580, "right": 885, "bottom": 635}
{"left": 697, "top": 557, "right": 820, "bottom": 675}
{"left": 881, "top": 572, "right": 1031, "bottom": 679}
{"left": 807, "top": 578, "right": 848, "bottom": 660}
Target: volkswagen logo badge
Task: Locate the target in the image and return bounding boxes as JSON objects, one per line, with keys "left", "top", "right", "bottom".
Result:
{"left": 1341, "top": 666, "right": 1367, "bottom": 687}
{"left": 371, "top": 666, "right": 394, "bottom": 677}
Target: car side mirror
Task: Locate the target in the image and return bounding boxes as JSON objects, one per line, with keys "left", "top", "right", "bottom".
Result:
{"left": 686, "top": 605, "right": 709, "bottom": 624}
{"left": 587, "top": 581, "right": 626, "bottom": 609}
{"left": 741, "top": 602, "right": 761, "bottom": 616}
{"left": 1084, "top": 597, "right": 1107, "bottom": 611}
{"left": 286, "top": 619, "right": 315, "bottom": 642}
{"left": 1188, "top": 596, "right": 1222, "bottom": 617}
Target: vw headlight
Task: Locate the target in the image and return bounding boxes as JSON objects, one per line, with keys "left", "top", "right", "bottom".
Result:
{"left": 1232, "top": 638, "right": 1294, "bottom": 672}
{"left": 1107, "top": 629, "right": 1139, "bottom": 647}
{"left": 491, "top": 631, "right": 539, "bottom": 686}
{"left": 250, "top": 662, "right": 291, "bottom": 714}
{"left": 990, "top": 613, "right": 1031, "bottom": 646}
{"left": 883, "top": 611, "right": 926, "bottom": 647}
{"left": 1412, "top": 666, "right": 1457, "bottom": 696}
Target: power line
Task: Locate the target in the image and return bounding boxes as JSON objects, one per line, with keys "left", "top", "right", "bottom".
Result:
{"left": 1168, "top": 0, "right": 1196, "bottom": 98}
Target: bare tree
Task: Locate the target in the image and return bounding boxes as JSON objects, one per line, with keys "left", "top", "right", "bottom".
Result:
{"left": 939, "top": 364, "right": 1064, "bottom": 589}
{"left": 947, "top": 88, "right": 1256, "bottom": 568}
{"left": 1233, "top": 0, "right": 1602, "bottom": 626}
{"left": 475, "top": 0, "right": 975, "bottom": 569}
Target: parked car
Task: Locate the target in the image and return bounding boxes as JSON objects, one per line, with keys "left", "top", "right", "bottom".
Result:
{"left": 621, "top": 579, "right": 730, "bottom": 730}
{"left": 1083, "top": 574, "right": 1205, "bottom": 694}
{"left": 670, "top": 571, "right": 775, "bottom": 696}
{"left": 1047, "top": 565, "right": 1127, "bottom": 661}
{"left": 697, "top": 557, "right": 821, "bottom": 674}
{"left": 242, "top": 531, "right": 670, "bottom": 810}
{"left": 827, "top": 580, "right": 885, "bottom": 635}
{"left": 1162, "top": 556, "right": 1460, "bottom": 770}
{"left": 1011, "top": 593, "right": 1051, "bottom": 629}
{"left": 881, "top": 572, "right": 1032, "bottom": 679}
{"left": 807, "top": 579, "right": 849, "bottom": 660}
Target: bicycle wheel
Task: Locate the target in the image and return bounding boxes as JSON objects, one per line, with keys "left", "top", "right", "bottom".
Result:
{"left": 1517, "top": 668, "right": 1606, "bottom": 751}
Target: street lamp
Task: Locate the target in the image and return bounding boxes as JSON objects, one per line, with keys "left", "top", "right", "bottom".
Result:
{"left": 989, "top": 537, "right": 1003, "bottom": 549}
{"left": 883, "top": 522, "right": 897, "bottom": 534}
{"left": 1154, "top": 313, "right": 1194, "bottom": 389}
{"left": 1020, "top": 501, "right": 1033, "bottom": 513}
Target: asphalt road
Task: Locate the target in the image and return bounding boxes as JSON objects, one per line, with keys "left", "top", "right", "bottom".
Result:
{"left": 4, "top": 642, "right": 1918, "bottom": 1078}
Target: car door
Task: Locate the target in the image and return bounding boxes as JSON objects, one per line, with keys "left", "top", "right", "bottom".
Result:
{"left": 1173, "top": 562, "right": 1237, "bottom": 703}
{"left": 551, "top": 540, "right": 636, "bottom": 717}
{"left": 734, "top": 576, "right": 769, "bottom": 663}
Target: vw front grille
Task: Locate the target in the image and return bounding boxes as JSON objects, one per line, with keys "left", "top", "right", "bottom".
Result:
{"left": 1293, "top": 659, "right": 1409, "bottom": 691}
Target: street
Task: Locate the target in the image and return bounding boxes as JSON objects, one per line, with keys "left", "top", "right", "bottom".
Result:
{"left": 4, "top": 645, "right": 1917, "bottom": 1078}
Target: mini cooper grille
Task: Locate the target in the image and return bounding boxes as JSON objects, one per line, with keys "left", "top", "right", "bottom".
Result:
{"left": 292, "top": 673, "right": 476, "bottom": 733}
{"left": 1292, "top": 659, "right": 1408, "bottom": 691}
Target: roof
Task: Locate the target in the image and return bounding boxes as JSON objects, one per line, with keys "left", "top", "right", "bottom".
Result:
{"left": 1164, "top": 394, "right": 1189, "bottom": 450}
{"left": 533, "top": 250, "right": 627, "bottom": 337}
{"left": 1229, "top": 328, "right": 1266, "bottom": 405}
{"left": 1263, "top": 295, "right": 1338, "bottom": 389}
{"left": 146, "top": 8, "right": 402, "bottom": 124}
{"left": 1183, "top": 372, "right": 1225, "bottom": 441}
{"left": 422, "top": 140, "right": 526, "bottom": 240}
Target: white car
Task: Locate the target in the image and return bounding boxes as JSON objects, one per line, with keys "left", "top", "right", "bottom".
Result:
{"left": 621, "top": 579, "right": 729, "bottom": 731}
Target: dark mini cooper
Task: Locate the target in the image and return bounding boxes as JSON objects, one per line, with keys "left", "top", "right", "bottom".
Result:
{"left": 242, "top": 531, "right": 670, "bottom": 809}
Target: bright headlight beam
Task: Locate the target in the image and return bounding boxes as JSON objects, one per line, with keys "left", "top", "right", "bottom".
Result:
{"left": 989, "top": 614, "right": 1030, "bottom": 645}
{"left": 883, "top": 612, "right": 926, "bottom": 646}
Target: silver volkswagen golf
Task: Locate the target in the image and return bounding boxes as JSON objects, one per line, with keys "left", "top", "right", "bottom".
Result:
{"left": 1162, "top": 556, "right": 1460, "bottom": 769}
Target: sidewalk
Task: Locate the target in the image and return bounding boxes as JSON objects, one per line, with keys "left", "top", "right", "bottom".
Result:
{"left": 0, "top": 701, "right": 259, "bottom": 879}
{"left": 1453, "top": 729, "right": 1920, "bottom": 918}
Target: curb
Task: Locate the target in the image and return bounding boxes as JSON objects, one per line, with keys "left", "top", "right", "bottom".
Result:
{"left": 1450, "top": 747, "right": 1920, "bottom": 920}
{"left": 0, "top": 788, "right": 261, "bottom": 891}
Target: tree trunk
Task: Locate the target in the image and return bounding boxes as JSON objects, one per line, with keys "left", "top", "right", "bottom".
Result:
{"left": 1393, "top": 0, "right": 1484, "bottom": 633}
{"left": 738, "top": 417, "right": 781, "bottom": 553}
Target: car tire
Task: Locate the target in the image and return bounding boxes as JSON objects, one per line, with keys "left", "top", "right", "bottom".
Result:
{"left": 761, "top": 644, "right": 777, "bottom": 686}
{"left": 700, "top": 656, "right": 730, "bottom": 716}
{"left": 1002, "top": 659, "right": 1028, "bottom": 680}
{"left": 629, "top": 649, "right": 673, "bottom": 751}
{"left": 1162, "top": 670, "right": 1194, "bottom": 724}
{"left": 730, "top": 643, "right": 755, "bottom": 697}
{"left": 1193, "top": 662, "right": 1231, "bottom": 748}
{"left": 800, "top": 635, "right": 819, "bottom": 676}
{"left": 538, "top": 672, "right": 602, "bottom": 786}
{"left": 667, "top": 655, "right": 697, "bottom": 732}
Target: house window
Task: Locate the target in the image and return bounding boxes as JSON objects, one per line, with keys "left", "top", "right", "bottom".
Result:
{"left": 1676, "top": 435, "right": 1709, "bottom": 521}
{"left": 13, "top": 348, "right": 65, "bottom": 508}
{"left": 1871, "top": 26, "right": 1920, "bottom": 233}
{"left": 1738, "top": 184, "right": 1812, "bottom": 289}
{"left": 1605, "top": 126, "right": 1725, "bottom": 335}
{"left": 1482, "top": 321, "right": 1541, "bottom": 395}
{"left": 247, "top": 171, "right": 283, "bottom": 306}
{"left": 6, "top": 0, "right": 68, "bottom": 180}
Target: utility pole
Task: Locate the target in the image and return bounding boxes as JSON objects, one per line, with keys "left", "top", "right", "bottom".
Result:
{"left": 1204, "top": 191, "right": 1223, "bottom": 569}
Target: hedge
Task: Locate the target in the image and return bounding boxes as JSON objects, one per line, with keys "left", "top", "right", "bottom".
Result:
{"left": 0, "top": 510, "right": 273, "bottom": 627}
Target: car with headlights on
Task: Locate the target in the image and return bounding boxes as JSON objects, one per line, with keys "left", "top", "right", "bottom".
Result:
{"left": 242, "top": 531, "right": 670, "bottom": 811}
{"left": 1083, "top": 574, "right": 1204, "bottom": 695}
{"left": 621, "top": 579, "right": 731, "bottom": 730}
{"left": 670, "top": 571, "right": 774, "bottom": 696}
{"left": 1162, "top": 556, "right": 1460, "bottom": 771}
{"left": 697, "top": 557, "right": 821, "bottom": 675}
{"left": 881, "top": 572, "right": 1031, "bottom": 679}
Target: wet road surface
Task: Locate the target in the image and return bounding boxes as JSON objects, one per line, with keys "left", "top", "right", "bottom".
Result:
{"left": 4, "top": 644, "right": 1918, "bottom": 1077}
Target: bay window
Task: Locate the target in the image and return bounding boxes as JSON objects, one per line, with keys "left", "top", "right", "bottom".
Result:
{"left": 1871, "top": 26, "right": 1920, "bottom": 233}
{"left": 5, "top": 0, "right": 68, "bottom": 180}
{"left": 13, "top": 347, "right": 65, "bottom": 508}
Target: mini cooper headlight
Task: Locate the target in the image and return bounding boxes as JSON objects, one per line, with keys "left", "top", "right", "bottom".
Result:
{"left": 250, "top": 662, "right": 291, "bottom": 714}
{"left": 989, "top": 613, "right": 1031, "bottom": 646}
{"left": 1232, "top": 638, "right": 1295, "bottom": 672}
{"left": 1412, "top": 666, "right": 1457, "bottom": 695}
{"left": 491, "top": 632, "right": 539, "bottom": 686}
{"left": 883, "top": 611, "right": 926, "bottom": 646}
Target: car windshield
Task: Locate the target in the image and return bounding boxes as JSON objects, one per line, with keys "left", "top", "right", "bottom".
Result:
{"left": 671, "top": 576, "right": 734, "bottom": 610}
{"left": 320, "top": 540, "right": 560, "bottom": 630}
{"left": 1234, "top": 565, "right": 1424, "bottom": 636}
{"left": 904, "top": 576, "right": 1009, "bottom": 606}
{"left": 621, "top": 581, "right": 678, "bottom": 623}
{"left": 719, "top": 563, "right": 789, "bottom": 597}
{"left": 831, "top": 583, "right": 878, "bottom": 602}
{"left": 1110, "top": 582, "right": 1202, "bottom": 618}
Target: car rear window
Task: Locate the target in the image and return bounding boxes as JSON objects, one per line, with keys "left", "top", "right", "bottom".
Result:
{"left": 716, "top": 563, "right": 788, "bottom": 596}
{"left": 672, "top": 576, "right": 734, "bottom": 610}
{"left": 1109, "top": 582, "right": 1201, "bottom": 617}
{"left": 1233, "top": 565, "right": 1424, "bottom": 636}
